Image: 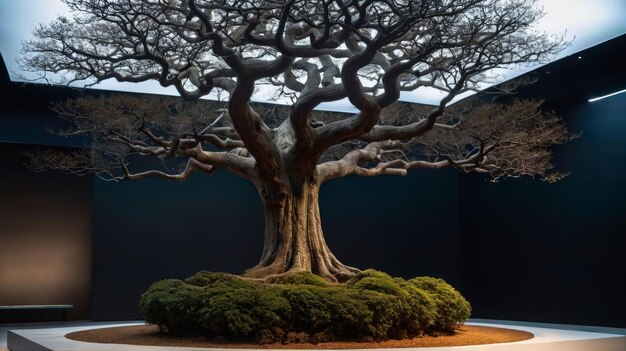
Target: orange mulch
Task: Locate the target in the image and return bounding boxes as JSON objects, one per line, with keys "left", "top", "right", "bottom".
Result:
{"left": 66, "top": 324, "right": 533, "bottom": 349}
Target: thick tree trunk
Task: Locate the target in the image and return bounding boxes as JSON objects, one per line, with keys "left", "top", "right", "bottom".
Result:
{"left": 244, "top": 181, "right": 359, "bottom": 282}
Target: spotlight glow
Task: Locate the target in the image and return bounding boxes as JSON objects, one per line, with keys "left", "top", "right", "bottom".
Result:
{"left": 588, "top": 88, "right": 626, "bottom": 102}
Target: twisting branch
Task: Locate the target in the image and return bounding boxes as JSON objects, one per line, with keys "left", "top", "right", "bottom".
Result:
{"left": 21, "top": 0, "right": 572, "bottom": 189}
{"left": 27, "top": 93, "right": 256, "bottom": 182}
{"left": 318, "top": 98, "right": 577, "bottom": 183}
{"left": 121, "top": 157, "right": 218, "bottom": 181}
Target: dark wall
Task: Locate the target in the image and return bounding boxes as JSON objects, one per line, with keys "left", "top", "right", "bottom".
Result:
{"left": 0, "top": 83, "right": 82, "bottom": 147}
{"left": 91, "top": 171, "right": 263, "bottom": 320}
{"left": 0, "top": 142, "right": 93, "bottom": 320}
{"left": 459, "top": 93, "right": 626, "bottom": 327}
{"left": 0, "top": 54, "right": 88, "bottom": 148}
{"left": 91, "top": 168, "right": 460, "bottom": 320}
{"left": 322, "top": 169, "right": 460, "bottom": 282}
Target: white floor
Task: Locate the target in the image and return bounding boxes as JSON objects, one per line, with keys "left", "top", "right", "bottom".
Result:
{"left": 3, "top": 320, "right": 626, "bottom": 351}
{"left": 0, "top": 321, "right": 137, "bottom": 350}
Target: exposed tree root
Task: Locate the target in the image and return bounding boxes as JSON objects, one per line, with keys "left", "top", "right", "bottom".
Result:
{"left": 244, "top": 183, "right": 360, "bottom": 283}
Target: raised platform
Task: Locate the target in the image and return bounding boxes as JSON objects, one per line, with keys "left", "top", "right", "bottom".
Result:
{"left": 7, "top": 320, "right": 626, "bottom": 351}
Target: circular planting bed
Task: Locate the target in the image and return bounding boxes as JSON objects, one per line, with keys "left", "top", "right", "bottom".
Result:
{"left": 81, "top": 270, "right": 528, "bottom": 349}
{"left": 136, "top": 270, "right": 474, "bottom": 342}
{"left": 66, "top": 324, "right": 533, "bottom": 348}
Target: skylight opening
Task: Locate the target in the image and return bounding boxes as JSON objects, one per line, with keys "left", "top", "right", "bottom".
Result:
{"left": 1, "top": 1, "right": 626, "bottom": 110}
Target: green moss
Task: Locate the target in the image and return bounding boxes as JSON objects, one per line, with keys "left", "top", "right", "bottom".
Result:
{"left": 139, "top": 270, "right": 471, "bottom": 342}
{"left": 184, "top": 271, "right": 246, "bottom": 288}
{"left": 269, "top": 271, "right": 329, "bottom": 287}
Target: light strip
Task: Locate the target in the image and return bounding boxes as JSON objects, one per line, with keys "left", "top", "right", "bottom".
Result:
{"left": 588, "top": 88, "right": 626, "bottom": 102}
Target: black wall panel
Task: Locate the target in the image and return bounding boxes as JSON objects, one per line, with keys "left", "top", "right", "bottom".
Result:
{"left": 459, "top": 94, "right": 626, "bottom": 327}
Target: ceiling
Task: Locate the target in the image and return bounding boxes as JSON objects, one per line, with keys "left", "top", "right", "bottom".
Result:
{"left": 1, "top": 0, "right": 626, "bottom": 112}
{"left": 497, "top": 33, "right": 626, "bottom": 107}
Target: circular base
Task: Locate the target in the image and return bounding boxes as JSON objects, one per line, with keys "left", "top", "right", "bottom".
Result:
{"left": 66, "top": 324, "right": 533, "bottom": 349}
{"left": 8, "top": 321, "right": 626, "bottom": 351}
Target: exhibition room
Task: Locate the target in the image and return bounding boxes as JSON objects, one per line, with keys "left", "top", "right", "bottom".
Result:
{"left": 1, "top": 0, "right": 625, "bottom": 350}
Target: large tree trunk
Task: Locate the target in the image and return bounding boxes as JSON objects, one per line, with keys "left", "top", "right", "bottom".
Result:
{"left": 244, "top": 180, "right": 359, "bottom": 282}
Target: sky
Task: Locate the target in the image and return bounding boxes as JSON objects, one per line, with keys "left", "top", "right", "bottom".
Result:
{"left": 1, "top": 0, "right": 626, "bottom": 112}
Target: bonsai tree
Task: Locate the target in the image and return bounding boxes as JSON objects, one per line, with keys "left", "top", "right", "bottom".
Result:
{"left": 21, "top": 0, "right": 573, "bottom": 282}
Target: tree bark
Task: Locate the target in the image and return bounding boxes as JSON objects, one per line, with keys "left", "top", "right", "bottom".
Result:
{"left": 244, "top": 180, "right": 359, "bottom": 282}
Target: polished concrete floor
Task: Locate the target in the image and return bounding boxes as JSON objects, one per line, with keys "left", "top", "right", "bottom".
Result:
{"left": 0, "top": 321, "right": 139, "bottom": 350}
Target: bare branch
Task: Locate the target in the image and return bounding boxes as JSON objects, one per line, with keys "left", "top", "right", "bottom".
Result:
{"left": 318, "top": 97, "right": 576, "bottom": 183}
{"left": 121, "top": 157, "right": 217, "bottom": 181}
{"left": 21, "top": 0, "right": 572, "bottom": 189}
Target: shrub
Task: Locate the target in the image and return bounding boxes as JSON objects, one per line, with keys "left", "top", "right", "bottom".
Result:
{"left": 408, "top": 277, "right": 472, "bottom": 331}
{"left": 348, "top": 270, "right": 437, "bottom": 339}
{"left": 277, "top": 284, "right": 374, "bottom": 338}
{"left": 349, "top": 269, "right": 405, "bottom": 295}
{"left": 139, "top": 270, "right": 471, "bottom": 342}
{"left": 199, "top": 284, "right": 290, "bottom": 339}
{"left": 139, "top": 279, "right": 205, "bottom": 334}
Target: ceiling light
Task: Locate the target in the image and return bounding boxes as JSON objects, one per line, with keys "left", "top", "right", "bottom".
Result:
{"left": 588, "top": 88, "right": 626, "bottom": 102}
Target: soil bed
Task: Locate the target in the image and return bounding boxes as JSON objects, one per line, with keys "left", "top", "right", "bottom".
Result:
{"left": 67, "top": 324, "right": 533, "bottom": 349}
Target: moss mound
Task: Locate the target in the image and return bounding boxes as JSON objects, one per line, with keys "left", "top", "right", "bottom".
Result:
{"left": 139, "top": 270, "right": 471, "bottom": 343}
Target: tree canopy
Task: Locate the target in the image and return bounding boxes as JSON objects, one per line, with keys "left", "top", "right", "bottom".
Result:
{"left": 21, "top": 0, "right": 572, "bottom": 186}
